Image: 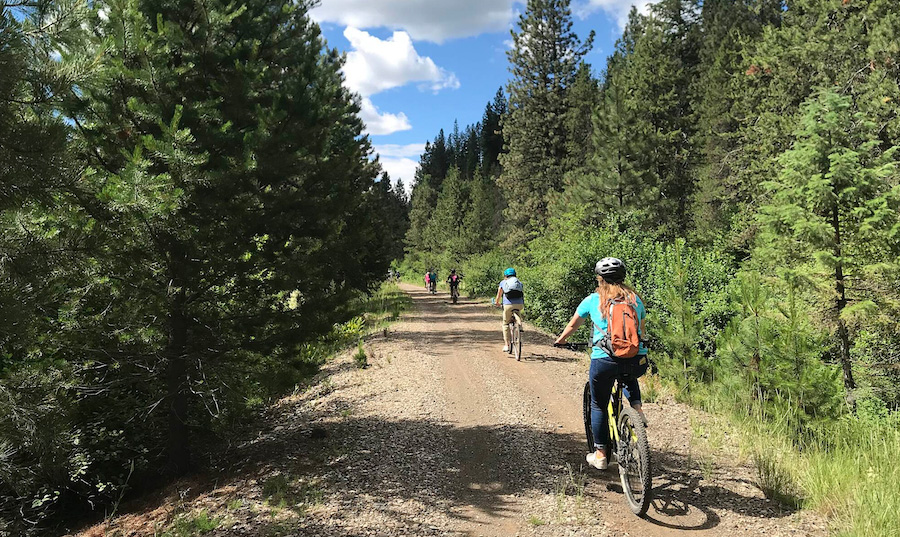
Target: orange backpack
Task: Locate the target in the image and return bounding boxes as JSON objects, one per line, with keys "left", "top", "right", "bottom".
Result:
{"left": 594, "top": 299, "right": 642, "bottom": 359}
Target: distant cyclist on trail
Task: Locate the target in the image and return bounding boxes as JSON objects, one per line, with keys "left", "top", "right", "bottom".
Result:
{"left": 446, "top": 269, "right": 461, "bottom": 287}
{"left": 494, "top": 267, "right": 524, "bottom": 352}
{"left": 447, "top": 269, "right": 462, "bottom": 302}
{"left": 554, "top": 257, "right": 649, "bottom": 471}
{"left": 428, "top": 268, "right": 438, "bottom": 293}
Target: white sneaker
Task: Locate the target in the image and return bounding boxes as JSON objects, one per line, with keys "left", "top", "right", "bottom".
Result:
{"left": 586, "top": 451, "right": 608, "bottom": 470}
{"left": 502, "top": 345, "right": 510, "bottom": 352}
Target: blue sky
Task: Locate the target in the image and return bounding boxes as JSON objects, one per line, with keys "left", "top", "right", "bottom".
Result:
{"left": 310, "top": 1, "right": 654, "bottom": 188}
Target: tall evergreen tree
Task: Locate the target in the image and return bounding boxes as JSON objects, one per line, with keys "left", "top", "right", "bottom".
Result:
{"left": 499, "top": 0, "right": 593, "bottom": 242}
{"left": 563, "top": 62, "right": 601, "bottom": 176}
{"left": 406, "top": 180, "right": 438, "bottom": 252}
{"left": 416, "top": 129, "right": 450, "bottom": 191}
{"left": 559, "top": 73, "right": 654, "bottom": 219}
{"left": 757, "top": 89, "right": 900, "bottom": 407}
{"left": 689, "top": 0, "right": 782, "bottom": 247}
{"left": 366, "top": 172, "right": 410, "bottom": 264}
{"left": 0, "top": 0, "right": 93, "bottom": 525}
{"left": 462, "top": 123, "right": 481, "bottom": 180}
{"left": 461, "top": 171, "right": 501, "bottom": 255}
{"left": 66, "top": 0, "right": 381, "bottom": 475}
{"left": 481, "top": 88, "right": 507, "bottom": 176}
{"left": 625, "top": 0, "right": 701, "bottom": 236}
{"left": 424, "top": 167, "right": 470, "bottom": 259}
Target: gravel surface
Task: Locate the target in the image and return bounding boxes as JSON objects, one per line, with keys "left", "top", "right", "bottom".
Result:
{"left": 76, "top": 284, "right": 829, "bottom": 537}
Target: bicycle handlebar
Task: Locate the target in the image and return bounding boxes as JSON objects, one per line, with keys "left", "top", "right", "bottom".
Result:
{"left": 553, "top": 342, "right": 590, "bottom": 351}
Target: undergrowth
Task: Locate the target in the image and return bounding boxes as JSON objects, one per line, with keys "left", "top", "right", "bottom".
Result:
{"left": 685, "top": 385, "right": 900, "bottom": 537}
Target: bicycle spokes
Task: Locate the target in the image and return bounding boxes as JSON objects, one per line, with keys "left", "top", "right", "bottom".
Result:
{"left": 617, "top": 407, "right": 652, "bottom": 515}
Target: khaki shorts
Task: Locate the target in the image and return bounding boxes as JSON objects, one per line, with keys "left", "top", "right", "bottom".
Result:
{"left": 502, "top": 304, "right": 524, "bottom": 345}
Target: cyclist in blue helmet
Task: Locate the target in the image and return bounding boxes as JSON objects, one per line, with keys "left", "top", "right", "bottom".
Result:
{"left": 494, "top": 267, "right": 525, "bottom": 352}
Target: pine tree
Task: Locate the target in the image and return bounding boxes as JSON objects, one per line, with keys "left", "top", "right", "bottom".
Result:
{"left": 461, "top": 171, "right": 501, "bottom": 255}
{"left": 424, "top": 167, "right": 470, "bottom": 259}
{"left": 416, "top": 130, "right": 450, "bottom": 191}
{"left": 66, "top": 0, "right": 381, "bottom": 474}
{"left": 563, "top": 62, "right": 600, "bottom": 176}
{"left": 689, "top": 0, "right": 780, "bottom": 246}
{"left": 365, "top": 172, "right": 410, "bottom": 263}
{"left": 717, "top": 271, "right": 841, "bottom": 421}
{"left": 559, "top": 74, "right": 654, "bottom": 219}
{"left": 757, "top": 88, "right": 900, "bottom": 407}
{"left": 499, "top": 0, "right": 593, "bottom": 241}
{"left": 481, "top": 88, "right": 507, "bottom": 176}
{"left": 615, "top": 0, "right": 699, "bottom": 237}
{"left": 462, "top": 123, "right": 481, "bottom": 180}
{"left": 0, "top": 0, "right": 95, "bottom": 525}
{"left": 734, "top": 0, "right": 900, "bottom": 254}
{"left": 406, "top": 180, "right": 438, "bottom": 252}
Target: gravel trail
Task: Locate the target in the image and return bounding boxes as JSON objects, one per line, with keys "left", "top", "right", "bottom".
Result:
{"left": 77, "top": 283, "right": 828, "bottom": 537}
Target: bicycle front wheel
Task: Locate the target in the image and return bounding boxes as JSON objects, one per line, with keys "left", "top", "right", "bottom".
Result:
{"left": 617, "top": 406, "right": 652, "bottom": 516}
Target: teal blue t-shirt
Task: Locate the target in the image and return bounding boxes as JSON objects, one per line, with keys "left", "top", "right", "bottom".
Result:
{"left": 576, "top": 293, "right": 648, "bottom": 359}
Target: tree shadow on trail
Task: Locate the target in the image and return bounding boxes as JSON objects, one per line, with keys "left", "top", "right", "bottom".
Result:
{"left": 644, "top": 449, "right": 796, "bottom": 530}
{"left": 578, "top": 445, "right": 799, "bottom": 533}
{"left": 224, "top": 394, "right": 800, "bottom": 537}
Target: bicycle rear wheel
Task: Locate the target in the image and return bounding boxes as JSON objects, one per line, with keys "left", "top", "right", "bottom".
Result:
{"left": 617, "top": 406, "right": 652, "bottom": 516}
{"left": 582, "top": 381, "right": 594, "bottom": 453}
{"left": 513, "top": 315, "right": 522, "bottom": 360}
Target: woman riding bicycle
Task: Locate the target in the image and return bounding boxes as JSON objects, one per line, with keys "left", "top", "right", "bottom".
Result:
{"left": 554, "top": 257, "right": 648, "bottom": 470}
{"left": 495, "top": 267, "right": 524, "bottom": 353}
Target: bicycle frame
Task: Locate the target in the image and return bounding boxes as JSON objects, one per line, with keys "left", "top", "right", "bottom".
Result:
{"left": 556, "top": 343, "right": 652, "bottom": 516}
{"left": 608, "top": 380, "right": 623, "bottom": 446}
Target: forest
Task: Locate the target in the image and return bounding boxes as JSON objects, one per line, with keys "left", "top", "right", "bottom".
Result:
{"left": 1, "top": 0, "right": 407, "bottom": 532}
{"left": 3, "top": 0, "right": 900, "bottom": 534}
{"left": 401, "top": 0, "right": 900, "bottom": 535}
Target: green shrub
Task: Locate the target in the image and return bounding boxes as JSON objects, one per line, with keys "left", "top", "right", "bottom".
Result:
{"left": 162, "top": 509, "right": 220, "bottom": 536}
{"left": 353, "top": 341, "right": 367, "bottom": 369}
{"left": 460, "top": 249, "right": 515, "bottom": 298}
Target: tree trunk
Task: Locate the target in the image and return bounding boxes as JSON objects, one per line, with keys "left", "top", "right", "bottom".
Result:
{"left": 836, "top": 317, "right": 855, "bottom": 407}
{"left": 832, "top": 205, "right": 856, "bottom": 409}
{"left": 751, "top": 312, "right": 761, "bottom": 402}
{"left": 166, "top": 285, "right": 190, "bottom": 475}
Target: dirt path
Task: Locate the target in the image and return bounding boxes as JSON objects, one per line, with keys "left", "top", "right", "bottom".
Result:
{"left": 78, "top": 284, "right": 828, "bottom": 537}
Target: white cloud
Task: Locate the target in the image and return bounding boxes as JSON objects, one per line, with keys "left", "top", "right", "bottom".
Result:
{"left": 311, "top": 0, "right": 519, "bottom": 43}
{"left": 374, "top": 143, "right": 426, "bottom": 159}
{"left": 576, "top": 0, "right": 657, "bottom": 28}
{"left": 358, "top": 97, "right": 412, "bottom": 136}
{"left": 379, "top": 157, "right": 419, "bottom": 190}
{"left": 341, "top": 28, "right": 459, "bottom": 136}
{"left": 343, "top": 28, "right": 459, "bottom": 97}
{"left": 374, "top": 143, "right": 425, "bottom": 191}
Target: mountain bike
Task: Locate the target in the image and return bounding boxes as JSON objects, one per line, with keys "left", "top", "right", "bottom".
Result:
{"left": 491, "top": 300, "right": 524, "bottom": 360}
{"left": 449, "top": 283, "right": 460, "bottom": 304}
{"left": 429, "top": 280, "right": 436, "bottom": 294}
{"left": 508, "top": 309, "right": 523, "bottom": 360}
{"left": 554, "top": 342, "right": 653, "bottom": 516}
